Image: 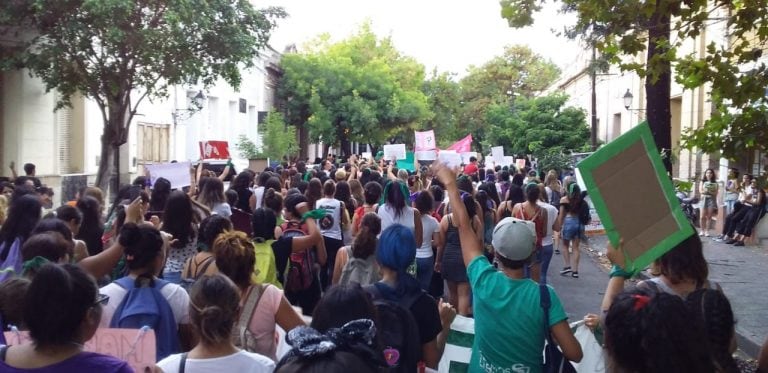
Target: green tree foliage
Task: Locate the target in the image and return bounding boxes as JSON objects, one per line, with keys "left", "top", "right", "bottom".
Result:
{"left": 421, "top": 69, "right": 463, "bottom": 148}
{"left": 0, "top": 0, "right": 285, "bottom": 192}
{"left": 485, "top": 94, "right": 590, "bottom": 164}
{"left": 278, "top": 23, "right": 430, "bottom": 156}
{"left": 500, "top": 0, "right": 768, "bottom": 164}
{"left": 261, "top": 112, "right": 298, "bottom": 162}
{"left": 458, "top": 45, "right": 560, "bottom": 152}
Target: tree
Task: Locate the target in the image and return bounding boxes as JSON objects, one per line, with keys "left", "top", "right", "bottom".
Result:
{"left": 0, "top": 0, "right": 285, "bottom": 193}
{"left": 260, "top": 111, "right": 298, "bottom": 162}
{"left": 278, "top": 23, "right": 430, "bottom": 157}
{"left": 485, "top": 94, "right": 590, "bottom": 162}
{"left": 501, "top": 0, "right": 768, "bottom": 169}
{"left": 458, "top": 45, "right": 559, "bottom": 153}
{"left": 421, "top": 69, "right": 463, "bottom": 148}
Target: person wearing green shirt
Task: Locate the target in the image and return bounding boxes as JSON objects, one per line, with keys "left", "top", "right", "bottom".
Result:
{"left": 433, "top": 163, "right": 582, "bottom": 373}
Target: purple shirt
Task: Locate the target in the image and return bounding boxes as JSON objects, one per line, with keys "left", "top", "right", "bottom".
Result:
{"left": 0, "top": 351, "right": 133, "bottom": 373}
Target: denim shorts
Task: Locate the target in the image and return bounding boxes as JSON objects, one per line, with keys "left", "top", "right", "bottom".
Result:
{"left": 562, "top": 216, "right": 584, "bottom": 241}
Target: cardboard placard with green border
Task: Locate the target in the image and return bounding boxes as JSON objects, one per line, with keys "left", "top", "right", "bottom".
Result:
{"left": 576, "top": 122, "right": 694, "bottom": 273}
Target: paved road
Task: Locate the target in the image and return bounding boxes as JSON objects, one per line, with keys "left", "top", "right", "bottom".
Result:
{"left": 552, "top": 234, "right": 767, "bottom": 358}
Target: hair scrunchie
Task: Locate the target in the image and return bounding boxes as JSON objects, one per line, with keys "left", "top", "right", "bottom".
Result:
{"left": 284, "top": 319, "right": 377, "bottom": 359}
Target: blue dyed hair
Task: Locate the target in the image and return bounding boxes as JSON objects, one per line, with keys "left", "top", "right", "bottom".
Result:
{"left": 377, "top": 224, "right": 420, "bottom": 297}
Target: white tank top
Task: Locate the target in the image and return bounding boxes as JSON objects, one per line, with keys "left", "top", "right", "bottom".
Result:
{"left": 377, "top": 204, "right": 416, "bottom": 236}
{"left": 316, "top": 197, "right": 343, "bottom": 240}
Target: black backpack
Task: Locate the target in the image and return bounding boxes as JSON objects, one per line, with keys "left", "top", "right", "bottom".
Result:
{"left": 365, "top": 284, "right": 423, "bottom": 372}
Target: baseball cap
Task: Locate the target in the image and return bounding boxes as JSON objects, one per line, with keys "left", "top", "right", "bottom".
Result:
{"left": 491, "top": 217, "right": 536, "bottom": 260}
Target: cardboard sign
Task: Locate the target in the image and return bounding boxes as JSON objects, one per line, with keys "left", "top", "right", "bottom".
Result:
{"left": 146, "top": 161, "right": 192, "bottom": 189}
{"left": 491, "top": 146, "right": 505, "bottom": 165}
{"left": 438, "top": 151, "right": 463, "bottom": 168}
{"left": 415, "top": 130, "right": 436, "bottom": 151}
{"left": 515, "top": 159, "right": 527, "bottom": 171}
{"left": 576, "top": 122, "right": 694, "bottom": 273}
{"left": 4, "top": 328, "right": 156, "bottom": 372}
{"left": 447, "top": 134, "right": 473, "bottom": 153}
{"left": 383, "top": 144, "right": 407, "bottom": 160}
{"left": 199, "top": 141, "right": 230, "bottom": 160}
{"left": 415, "top": 150, "right": 437, "bottom": 161}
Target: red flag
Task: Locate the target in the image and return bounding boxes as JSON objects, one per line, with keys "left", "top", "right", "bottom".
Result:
{"left": 446, "top": 134, "right": 473, "bottom": 153}
{"left": 199, "top": 141, "right": 230, "bottom": 160}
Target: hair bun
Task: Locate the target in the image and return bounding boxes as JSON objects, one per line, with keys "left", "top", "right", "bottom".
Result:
{"left": 118, "top": 223, "right": 142, "bottom": 247}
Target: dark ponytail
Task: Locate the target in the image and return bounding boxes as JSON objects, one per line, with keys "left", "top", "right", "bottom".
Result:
{"left": 120, "top": 223, "right": 163, "bottom": 272}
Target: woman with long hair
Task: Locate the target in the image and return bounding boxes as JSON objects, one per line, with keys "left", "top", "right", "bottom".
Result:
{"left": 700, "top": 168, "right": 719, "bottom": 236}
{"left": 156, "top": 274, "right": 276, "bottom": 372}
{"left": 197, "top": 177, "right": 232, "bottom": 218}
{"left": 729, "top": 181, "right": 766, "bottom": 246}
{"left": 352, "top": 182, "right": 382, "bottom": 237}
{"left": 511, "top": 183, "right": 548, "bottom": 283}
{"left": 334, "top": 181, "right": 357, "bottom": 246}
{"left": 332, "top": 213, "right": 382, "bottom": 286}
{"left": 76, "top": 196, "right": 105, "bottom": 256}
{"left": 557, "top": 182, "right": 584, "bottom": 278}
{"left": 414, "top": 191, "right": 441, "bottom": 291}
{"left": 250, "top": 207, "right": 282, "bottom": 288}
{"left": 304, "top": 178, "right": 323, "bottom": 210}
{"left": 213, "top": 230, "right": 305, "bottom": 360}
{"left": 161, "top": 191, "right": 199, "bottom": 284}
{"left": 182, "top": 214, "right": 232, "bottom": 284}
{"left": 230, "top": 171, "right": 256, "bottom": 213}
{"left": 148, "top": 177, "right": 172, "bottom": 214}
{"left": 0, "top": 194, "right": 41, "bottom": 281}
{"left": 377, "top": 180, "right": 423, "bottom": 249}
{"left": 348, "top": 179, "right": 365, "bottom": 209}
{"left": 496, "top": 184, "right": 524, "bottom": 220}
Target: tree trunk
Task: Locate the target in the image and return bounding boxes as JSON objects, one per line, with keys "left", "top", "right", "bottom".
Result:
{"left": 646, "top": 6, "right": 673, "bottom": 175}
{"left": 298, "top": 125, "right": 309, "bottom": 160}
{"left": 94, "top": 134, "right": 114, "bottom": 192}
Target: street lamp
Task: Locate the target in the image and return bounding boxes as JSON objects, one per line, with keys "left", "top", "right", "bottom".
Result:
{"left": 173, "top": 90, "right": 206, "bottom": 121}
{"left": 623, "top": 89, "right": 633, "bottom": 110}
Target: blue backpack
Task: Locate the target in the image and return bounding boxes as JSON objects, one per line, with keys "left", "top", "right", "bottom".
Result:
{"left": 109, "top": 276, "right": 180, "bottom": 361}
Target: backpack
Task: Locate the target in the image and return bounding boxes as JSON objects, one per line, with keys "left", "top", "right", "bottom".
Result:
{"left": 232, "top": 284, "right": 265, "bottom": 353}
{"left": 109, "top": 276, "right": 180, "bottom": 361}
{"left": 180, "top": 255, "right": 216, "bottom": 292}
{"left": 549, "top": 188, "right": 561, "bottom": 210}
{"left": 365, "top": 284, "right": 423, "bottom": 372}
{"left": 280, "top": 221, "right": 315, "bottom": 292}
{"left": 338, "top": 246, "right": 380, "bottom": 286}
{"left": 578, "top": 200, "right": 591, "bottom": 225}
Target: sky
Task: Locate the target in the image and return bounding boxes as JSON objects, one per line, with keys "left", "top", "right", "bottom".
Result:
{"left": 262, "top": 0, "right": 588, "bottom": 78}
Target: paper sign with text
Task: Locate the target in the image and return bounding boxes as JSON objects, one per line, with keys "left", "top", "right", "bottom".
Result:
{"left": 361, "top": 152, "right": 373, "bottom": 160}
{"left": 461, "top": 152, "right": 478, "bottom": 165}
{"left": 4, "top": 328, "right": 156, "bottom": 373}
{"left": 491, "top": 146, "right": 505, "bottom": 165}
{"left": 383, "top": 144, "right": 407, "bottom": 160}
{"left": 516, "top": 159, "right": 526, "bottom": 171}
{"left": 146, "top": 161, "right": 192, "bottom": 189}
{"left": 199, "top": 141, "right": 230, "bottom": 160}
{"left": 438, "top": 151, "right": 463, "bottom": 168}
{"left": 415, "top": 130, "right": 436, "bottom": 151}
{"left": 415, "top": 150, "right": 437, "bottom": 161}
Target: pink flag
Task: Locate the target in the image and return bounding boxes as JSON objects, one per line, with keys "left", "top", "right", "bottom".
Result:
{"left": 446, "top": 134, "right": 473, "bottom": 153}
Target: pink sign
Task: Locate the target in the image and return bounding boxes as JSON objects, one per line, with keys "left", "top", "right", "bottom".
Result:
{"left": 446, "top": 134, "right": 473, "bottom": 153}
{"left": 415, "top": 130, "right": 436, "bottom": 151}
{"left": 4, "top": 328, "right": 156, "bottom": 372}
{"left": 516, "top": 159, "right": 527, "bottom": 170}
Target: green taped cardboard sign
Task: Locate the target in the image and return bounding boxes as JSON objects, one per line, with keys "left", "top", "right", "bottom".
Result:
{"left": 576, "top": 122, "right": 695, "bottom": 273}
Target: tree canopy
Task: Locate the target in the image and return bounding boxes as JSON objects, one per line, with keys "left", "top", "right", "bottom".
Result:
{"left": 278, "top": 23, "right": 430, "bottom": 156}
{"left": 0, "top": 0, "right": 285, "bottom": 191}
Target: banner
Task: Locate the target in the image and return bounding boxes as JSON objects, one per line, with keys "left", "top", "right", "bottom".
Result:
{"left": 415, "top": 130, "right": 436, "bottom": 151}
{"left": 146, "top": 161, "right": 192, "bottom": 189}
{"left": 5, "top": 328, "right": 156, "bottom": 373}
{"left": 447, "top": 134, "right": 473, "bottom": 153}
{"left": 199, "top": 141, "right": 230, "bottom": 160}
{"left": 383, "top": 144, "right": 407, "bottom": 160}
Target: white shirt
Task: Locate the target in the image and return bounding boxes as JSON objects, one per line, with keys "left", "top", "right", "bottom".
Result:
{"left": 316, "top": 197, "right": 343, "bottom": 241}
{"left": 417, "top": 215, "right": 439, "bottom": 258}
{"left": 212, "top": 202, "right": 232, "bottom": 218}
{"left": 99, "top": 279, "right": 191, "bottom": 327}
{"left": 157, "top": 350, "right": 275, "bottom": 373}
{"left": 378, "top": 205, "right": 416, "bottom": 236}
{"left": 537, "top": 200, "right": 558, "bottom": 247}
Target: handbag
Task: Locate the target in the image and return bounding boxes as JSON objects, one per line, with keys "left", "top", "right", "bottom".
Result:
{"left": 540, "top": 283, "right": 577, "bottom": 373}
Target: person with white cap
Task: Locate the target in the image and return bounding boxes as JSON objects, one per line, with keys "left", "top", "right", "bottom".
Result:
{"left": 433, "top": 163, "right": 582, "bottom": 373}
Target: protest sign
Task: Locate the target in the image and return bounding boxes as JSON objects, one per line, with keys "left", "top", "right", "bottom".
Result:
{"left": 438, "top": 151, "right": 463, "bottom": 168}
{"left": 146, "top": 161, "right": 192, "bottom": 189}
{"left": 446, "top": 134, "right": 473, "bottom": 153}
{"left": 361, "top": 152, "right": 373, "bottom": 160}
{"left": 396, "top": 152, "right": 416, "bottom": 172}
{"left": 484, "top": 156, "right": 495, "bottom": 169}
{"left": 515, "top": 159, "right": 526, "bottom": 171}
{"left": 198, "top": 141, "right": 230, "bottom": 160}
{"left": 491, "top": 146, "right": 505, "bottom": 164}
{"left": 415, "top": 150, "right": 437, "bottom": 161}
{"left": 438, "top": 315, "right": 474, "bottom": 373}
{"left": 4, "top": 328, "right": 156, "bottom": 373}
{"left": 576, "top": 122, "right": 694, "bottom": 273}
{"left": 383, "top": 144, "right": 407, "bottom": 160}
{"left": 461, "top": 152, "right": 478, "bottom": 165}
{"left": 415, "top": 130, "right": 436, "bottom": 151}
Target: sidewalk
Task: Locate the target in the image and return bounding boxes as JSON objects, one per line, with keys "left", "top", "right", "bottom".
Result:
{"left": 578, "top": 234, "right": 768, "bottom": 358}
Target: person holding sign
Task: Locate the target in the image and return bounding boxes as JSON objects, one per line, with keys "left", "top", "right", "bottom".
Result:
{"left": 0, "top": 263, "right": 131, "bottom": 372}
{"left": 699, "top": 169, "right": 719, "bottom": 237}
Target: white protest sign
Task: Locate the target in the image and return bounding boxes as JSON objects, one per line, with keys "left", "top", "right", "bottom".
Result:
{"left": 383, "top": 144, "right": 407, "bottom": 160}
{"left": 484, "top": 156, "right": 495, "bottom": 169}
{"left": 461, "top": 152, "right": 478, "bottom": 165}
{"left": 4, "top": 328, "right": 156, "bottom": 373}
{"left": 438, "top": 151, "right": 463, "bottom": 168}
{"left": 492, "top": 146, "right": 505, "bottom": 164}
{"left": 504, "top": 156, "right": 516, "bottom": 168}
{"left": 146, "top": 161, "right": 192, "bottom": 189}
{"left": 415, "top": 150, "right": 437, "bottom": 161}
{"left": 361, "top": 152, "right": 373, "bottom": 160}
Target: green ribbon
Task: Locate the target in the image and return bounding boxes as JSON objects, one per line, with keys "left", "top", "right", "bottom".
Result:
{"left": 379, "top": 181, "right": 410, "bottom": 206}
{"left": 301, "top": 209, "right": 327, "bottom": 222}
{"left": 21, "top": 256, "right": 50, "bottom": 276}
{"left": 303, "top": 171, "right": 312, "bottom": 182}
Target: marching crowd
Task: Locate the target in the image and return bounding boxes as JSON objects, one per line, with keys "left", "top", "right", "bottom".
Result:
{"left": 0, "top": 155, "right": 765, "bottom": 372}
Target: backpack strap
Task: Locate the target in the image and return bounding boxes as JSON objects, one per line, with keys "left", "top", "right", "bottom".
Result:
{"left": 179, "top": 352, "right": 188, "bottom": 373}
{"left": 539, "top": 283, "right": 555, "bottom": 345}
{"left": 238, "top": 284, "right": 265, "bottom": 344}
{"left": 0, "top": 345, "right": 7, "bottom": 362}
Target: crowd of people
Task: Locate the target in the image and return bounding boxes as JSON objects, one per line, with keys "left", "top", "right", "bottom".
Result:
{"left": 0, "top": 155, "right": 765, "bottom": 372}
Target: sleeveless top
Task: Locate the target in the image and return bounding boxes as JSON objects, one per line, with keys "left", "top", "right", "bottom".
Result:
{"left": 515, "top": 203, "right": 544, "bottom": 249}
{"left": 378, "top": 204, "right": 416, "bottom": 236}
{"left": 316, "top": 197, "right": 343, "bottom": 241}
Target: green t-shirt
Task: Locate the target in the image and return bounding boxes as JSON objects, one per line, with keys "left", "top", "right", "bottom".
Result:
{"left": 466, "top": 256, "right": 567, "bottom": 373}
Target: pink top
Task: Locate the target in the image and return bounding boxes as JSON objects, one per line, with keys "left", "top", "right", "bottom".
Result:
{"left": 244, "top": 284, "right": 283, "bottom": 361}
